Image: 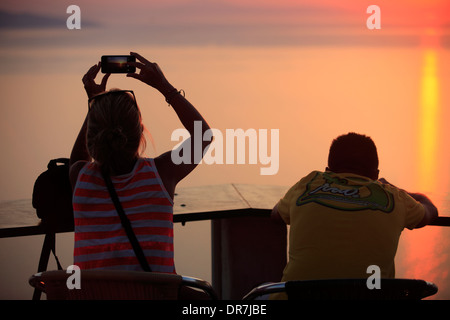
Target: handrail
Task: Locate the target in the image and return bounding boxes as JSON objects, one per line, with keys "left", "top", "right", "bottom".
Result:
{"left": 429, "top": 216, "right": 450, "bottom": 227}
{"left": 1, "top": 209, "right": 450, "bottom": 239}
{"left": 0, "top": 208, "right": 271, "bottom": 238}
{"left": 173, "top": 208, "right": 270, "bottom": 225}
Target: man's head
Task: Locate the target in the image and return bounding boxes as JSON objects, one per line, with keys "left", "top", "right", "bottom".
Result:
{"left": 326, "top": 132, "right": 379, "bottom": 180}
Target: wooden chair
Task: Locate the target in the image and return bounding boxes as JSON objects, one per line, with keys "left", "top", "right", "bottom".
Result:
{"left": 242, "top": 278, "right": 438, "bottom": 300}
{"left": 29, "top": 269, "right": 218, "bottom": 300}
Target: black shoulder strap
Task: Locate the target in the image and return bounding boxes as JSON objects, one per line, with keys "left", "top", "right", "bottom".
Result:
{"left": 101, "top": 169, "right": 151, "bottom": 272}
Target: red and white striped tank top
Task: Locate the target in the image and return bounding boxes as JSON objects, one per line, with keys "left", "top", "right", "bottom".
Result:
{"left": 72, "top": 158, "right": 175, "bottom": 273}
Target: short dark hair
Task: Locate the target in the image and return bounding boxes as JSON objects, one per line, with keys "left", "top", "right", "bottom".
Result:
{"left": 327, "top": 132, "right": 379, "bottom": 178}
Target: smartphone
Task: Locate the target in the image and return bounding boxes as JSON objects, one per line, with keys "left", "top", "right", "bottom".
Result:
{"left": 101, "top": 55, "right": 136, "bottom": 73}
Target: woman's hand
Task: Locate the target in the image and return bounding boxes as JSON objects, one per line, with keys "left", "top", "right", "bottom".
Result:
{"left": 82, "top": 62, "right": 110, "bottom": 99}
{"left": 126, "top": 52, "right": 174, "bottom": 95}
{"left": 126, "top": 52, "right": 211, "bottom": 198}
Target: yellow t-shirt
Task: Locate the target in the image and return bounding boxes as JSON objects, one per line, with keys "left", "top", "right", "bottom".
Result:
{"left": 276, "top": 171, "right": 425, "bottom": 285}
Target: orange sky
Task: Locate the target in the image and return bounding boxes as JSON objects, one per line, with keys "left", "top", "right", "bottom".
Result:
{"left": 0, "top": 0, "right": 449, "bottom": 198}
{"left": 0, "top": 0, "right": 449, "bottom": 30}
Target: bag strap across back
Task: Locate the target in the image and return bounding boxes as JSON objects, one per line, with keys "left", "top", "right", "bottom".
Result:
{"left": 101, "top": 169, "right": 152, "bottom": 272}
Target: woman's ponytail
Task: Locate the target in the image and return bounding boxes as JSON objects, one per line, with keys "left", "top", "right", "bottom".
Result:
{"left": 86, "top": 90, "right": 145, "bottom": 174}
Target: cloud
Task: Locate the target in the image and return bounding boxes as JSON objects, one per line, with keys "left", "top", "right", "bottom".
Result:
{"left": 87, "top": 1, "right": 448, "bottom": 47}
{"left": 0, "top": 10, "right": 98, "bottom": 29}
{"left": 0, "top": 2, "right": 449, "bottom": 48}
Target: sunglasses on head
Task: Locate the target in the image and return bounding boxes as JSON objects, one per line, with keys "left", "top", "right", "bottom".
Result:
{"left": 88, "top": 90, "right": 137, "bottom": 110}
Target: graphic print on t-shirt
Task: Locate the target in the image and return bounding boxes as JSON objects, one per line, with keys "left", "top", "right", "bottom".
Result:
{"left": 296, "top": 172, "right": 394, "bottom": 213}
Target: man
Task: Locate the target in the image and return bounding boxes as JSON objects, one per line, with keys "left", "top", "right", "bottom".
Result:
{"left": 272, "top": 132, "right": 438, "bottom": 289}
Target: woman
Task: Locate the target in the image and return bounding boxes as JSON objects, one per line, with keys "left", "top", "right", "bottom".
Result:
{"left": 69, "top": 52, "right": 211, "bottom": 272}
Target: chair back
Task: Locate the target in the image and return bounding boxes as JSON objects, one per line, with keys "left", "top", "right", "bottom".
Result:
{"left": 243, "top": 278, "right": 438, "bottom": 300}
{"left": 29, "top": 269, "right": 217, "bottom": 300}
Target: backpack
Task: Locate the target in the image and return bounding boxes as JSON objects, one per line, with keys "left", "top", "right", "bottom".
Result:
{"left": 32, "top": 158, "right": 74, "bottom": 231}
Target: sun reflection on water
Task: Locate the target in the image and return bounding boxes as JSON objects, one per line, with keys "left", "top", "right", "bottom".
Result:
{"left": 418, "top": 49, "right": 439, "bottom": 193}
{"left": 397, "top": 43, "right": 449, "bottom": 299}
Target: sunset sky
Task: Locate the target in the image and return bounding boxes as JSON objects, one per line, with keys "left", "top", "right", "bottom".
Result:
{"left": 0, "top": 0, "right": 449, "bottom": 46}
{"left": 0, "top": 0, "right": 449, "bottom": 198}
